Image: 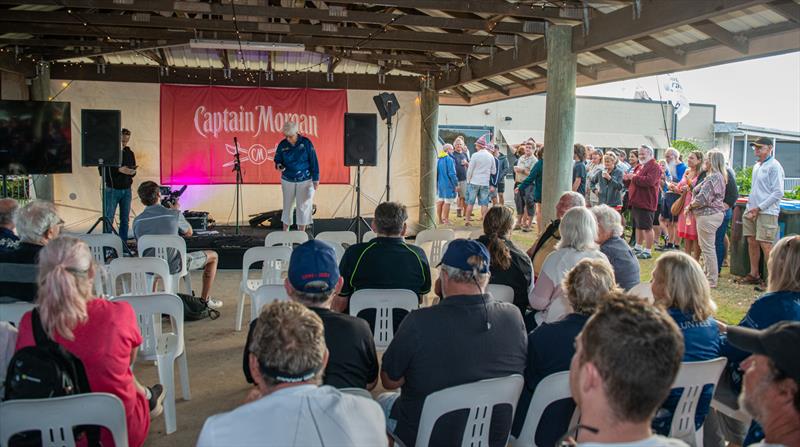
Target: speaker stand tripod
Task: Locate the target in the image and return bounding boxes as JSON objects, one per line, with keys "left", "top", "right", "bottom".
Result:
{"left": 87, "top": 165, "right": 132, "bottom": 255}
{"left": 343, "top": 163, "right": 372, "bottom": 243}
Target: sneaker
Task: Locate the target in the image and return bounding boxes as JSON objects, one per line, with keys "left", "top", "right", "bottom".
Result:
{"left": 205, "top": 298, "right": 223, "bottom": 309}
{"left": 148, "top": 384, "right": 166, "bottom": 418}
{"left": 632, "top": 246, "right": 643, "bottom": 254}
{"left": 636, "top": 252, "right": 652, "bottom": 260}
{"left": 655, "top": 244, "right": 669, "bottom": 252}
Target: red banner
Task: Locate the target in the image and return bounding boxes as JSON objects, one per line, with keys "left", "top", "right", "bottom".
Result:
{"left": 160, "top": 85, "right": 349, "bottom": 184}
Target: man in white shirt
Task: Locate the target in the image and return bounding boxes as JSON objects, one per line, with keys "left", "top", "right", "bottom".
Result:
{"left": 566, "top": 295, "right": 689, "bottom": 447}
{"left": 739, "top": 137, "right": 785, "bottom": 286}
{"left": 464, "top": 133, "right": 497, "bottom": 226}
{"left": 197, "top": 301, "right": 387, "bottom": 447}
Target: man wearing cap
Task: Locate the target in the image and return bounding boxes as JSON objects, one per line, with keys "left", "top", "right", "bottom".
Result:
{"left": 100, "top": 127, "right": 136, "bottom": 241}
{"left": 242, "top": 240, "right": 379, "bottom": 391}
{"left": 378, "top": 239, "right": 526, "bottom": 446}
{"left": 274, "top": 121, "right": 320, "bottom": 231}
{"left": 738, "top": 137, "right": 785, "bottom": 285}
{"left": 726, "top": 321, "right": 800, "bottom": 447}
{"left": 198, "top": 301, "right": 387, "bottom": 447}
{"left": 464, "top": 134, "right": 497, "bottom": 226}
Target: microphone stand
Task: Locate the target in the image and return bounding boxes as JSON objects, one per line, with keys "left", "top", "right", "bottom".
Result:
{"left": 232, "top": 137, "right": 244, "bottom": 235}
{"left": 385, "top": 100, "right": 393, "bottom": 202}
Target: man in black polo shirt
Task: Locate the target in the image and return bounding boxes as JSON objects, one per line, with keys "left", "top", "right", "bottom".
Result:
{"left": 100, "top": 127, "right": 137, "bottom": 242}
{"left": 379, "top": 239, "right": 527, "bottom": 447}
{"left": 243, "top": 239, "right": 378, "bottom": 390}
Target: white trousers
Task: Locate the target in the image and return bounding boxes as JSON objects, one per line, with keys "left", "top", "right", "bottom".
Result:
{"left": 696, "top": 212, "right": 723, "bottom": 287}
{"left": 281, "top": 179, "right": 315, "bottom": 226}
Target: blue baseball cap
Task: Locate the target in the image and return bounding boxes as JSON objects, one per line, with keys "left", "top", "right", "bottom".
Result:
{"left": 438, "top": 239, "right": 490, "bottom": 273}
{"left": 288, "top": 240, "right": 340, "bottom": 293}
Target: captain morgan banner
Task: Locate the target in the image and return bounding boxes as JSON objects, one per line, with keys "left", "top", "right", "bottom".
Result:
{"left": 160, "top": 85, "right": 349, "bottom": 184}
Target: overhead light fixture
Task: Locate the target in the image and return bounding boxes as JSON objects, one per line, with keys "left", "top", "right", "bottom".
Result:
{"left": 189, "top": 39, "right": 305, "bottom": 52}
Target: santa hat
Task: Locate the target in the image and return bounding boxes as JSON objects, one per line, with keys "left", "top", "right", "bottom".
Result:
{"left": 475, "top": 133, "right": 491, "bottom": 149}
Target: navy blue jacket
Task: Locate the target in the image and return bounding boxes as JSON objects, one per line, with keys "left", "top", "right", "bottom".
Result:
{"left": 274, "top": 135, "right": 320, "bottom": 182}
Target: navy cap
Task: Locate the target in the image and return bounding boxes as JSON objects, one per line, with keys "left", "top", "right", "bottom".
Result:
{"left": 288, "top": 240, "right": 340, "bottom": 293}
{"left": 438, "top": 239, "right": 490, "bottom": 273}
{"left": 751, "top": 137, "right": 773, "bottom": 147}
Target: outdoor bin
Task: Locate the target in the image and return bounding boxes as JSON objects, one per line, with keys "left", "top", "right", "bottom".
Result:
{"left": 730, "top": 198, "right": 800, "bottom": 277}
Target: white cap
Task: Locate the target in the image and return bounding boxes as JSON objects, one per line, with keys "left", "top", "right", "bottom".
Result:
{"left": 282, "top": 121, "right": 299, "bottom": 136}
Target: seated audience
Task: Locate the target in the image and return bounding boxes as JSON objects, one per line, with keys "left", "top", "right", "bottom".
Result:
{"left": 512, "top": 258, "right": 619, "bottom": 445}
{"left": 529, "top": 206, "right": 608, "bottom": 326}
{"left": 476, "top": 206, "right": 533, "bottom": 314}
{"left": 199, "top": 301, "right": 386, "bottom": 446}
{"left": 592, "top": 204, "right": 640, "bottom": 291}
{"left": 0, "top": 198, "right": 20, "bottom": 253}
{"left": 526, "top": 191, "right": 586, "bottom": 277}
{"left": 14, "top": 237, "right": 163, "bottom": 447}
{"left": 650, "top": 251, "right": 721, "bottom": 435}
{"left": 567, "top": 295, "right": 688, "bottom": 446}
{"left": 132, "top": 181, "right": 221, "bottom": 308}
{"left": 0, "top": 200, "right": 62, "bottom": 302}
{"left": 379, "top": 239, "right": 526, "bottom": 447}
{"left": 727, "top": 321, "right": 800, "bottom": 447}
{"left": 243, "top": 240, "right": 378, "bottom": 390}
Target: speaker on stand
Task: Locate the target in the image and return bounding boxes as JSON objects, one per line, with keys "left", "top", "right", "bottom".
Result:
{"left": 80, "top": 109, "right": 122, "bottom": 238}
{"left": 339, "top": 113, "right": 377, "bottom": 242}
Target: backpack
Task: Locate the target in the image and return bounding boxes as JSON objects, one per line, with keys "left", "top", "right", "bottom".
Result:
{"left": 178, "top": 293, "right": 220, "bottom": 321}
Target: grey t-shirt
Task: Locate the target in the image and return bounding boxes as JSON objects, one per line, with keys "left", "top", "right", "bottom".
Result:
{"left": 132, "top": 204, "right": 191, "bottom": 273}
{"left": 599, "top": 236, "right": 641, "bottom": 291}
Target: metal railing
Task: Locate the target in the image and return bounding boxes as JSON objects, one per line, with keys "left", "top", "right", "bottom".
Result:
{"left": 1, "top": 175, "right": 34, "bottom": 204}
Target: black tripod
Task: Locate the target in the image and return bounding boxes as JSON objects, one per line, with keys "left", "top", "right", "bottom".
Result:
{"left": 346, "top": 161, "right": 371, "bottom": 243}
{"left": 87, "top": 165, "right": 119, "bottom": 236}
{"left": 232, "top": 137, "right": 244, "bottom": 235}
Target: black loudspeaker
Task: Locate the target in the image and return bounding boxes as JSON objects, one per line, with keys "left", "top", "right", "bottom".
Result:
{"left": 372, "top": 92, "right": 400, "bottom": 121}
{"left": 344, "top": 113, "right": 377, "bottom": 167}
{"left": 81, "top": 109, "right": 121, "bottom": 167}
{"left": 313, "top": 217, "right": 372, "bottom": 237}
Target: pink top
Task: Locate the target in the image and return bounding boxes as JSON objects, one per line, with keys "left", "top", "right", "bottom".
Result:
{"left": 16, "top": 299, "right": 149, "bottom": 447}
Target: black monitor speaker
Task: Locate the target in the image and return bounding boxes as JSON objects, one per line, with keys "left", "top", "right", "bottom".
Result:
{"left": 81, "top": 109, "right": 121, "bottom": 167}
{"left": 372, "top": 92, "right": 399, "bottom": 121}
{"left": 344, "top": 113, "right": 377, "bottom": 167}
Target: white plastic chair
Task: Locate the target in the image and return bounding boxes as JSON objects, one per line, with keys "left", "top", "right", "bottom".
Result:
{"left": 668, "top": 357, "right": 727, "bottom": 446}
{"left": 363, "top": 230, "right": 378, "bottom": 242}
{"left": 349, "top": 289, "right": 419, "bottom": 349}
{"left": 113, "top": 294, "right": 189, "bottom": 435}
{"left": 316, "top": 231, "right": 357, "bottom": 248}
{"left": 107, "top": 257, "right": 172, "bottom": 296}
{"left": 0, "top": 301, "right": 35, "bottom": 327}
{"left": 510, "top": 371, "right": 577, "bottom": 447}
{"left": 414, "top": 375, "right": 524, "bottom": 447}
{"left": 339, "top": 387, "right": 373, "bottom": 399}
{"left": 317, "top": 240, "right": 346, "bottom": 263}
{"left": 709, "top": 397, "right": 752, "bottom": 427}
{"left": 487, "top": 284, "right": 515, "bottom": 304}
{"left": 138, "top": 235, "right": 192, "bottom": 295}
{"left": 236, "top": 246, "right": 293, "bottom": 331}
{"left": 78, "top": 233, "right": 124, "bottom": 297}
{"left": 249, "top": 285, "right": 290, "bottom": 323}
{"left": 414, "top": 229, "right": 455, "bottom": 265}
{"left": 264, "top": 230, "right": 309, "bottom": 247}
{"left": 0, "top": 392, "right": 129, "bottom": 447}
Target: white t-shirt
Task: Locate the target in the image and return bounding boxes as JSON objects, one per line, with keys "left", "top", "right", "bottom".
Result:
{"left": 466, "top": 149, "right": 497, "bottom": 186}
{"left": 578, "top": 435, "right": 689, "bottom": 447}
{"left": 747, "top": 156, "right": 785, "bottom": 216}
{"left": 197, "top": 385, "right": 387, "bottom": 447}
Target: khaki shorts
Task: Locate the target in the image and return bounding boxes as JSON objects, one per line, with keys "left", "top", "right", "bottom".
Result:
{"left": 742, "top": 212, "right": 779, "bottom": 243}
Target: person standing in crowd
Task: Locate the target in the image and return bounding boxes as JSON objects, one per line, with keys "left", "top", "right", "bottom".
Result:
{"left": 464, "top": 134, "right": 497, "bottom": 226}
{"left": 655, "top": 159, "right": 671, "bottom": 250}
{"left": 0, "top": 198, "right": 19, "bottom": 253}
{"left": 451, "top": 138, "right": 470, "bottom": 218}
{"left": 516, "top": 146, "right": 544, "bottom": 233}
{"left": 689, "top": 150, "right": 728, "bottom": 288}
{"left": 274, "top": 121, "right": 319, "bottom": 232}
{"left": 572, "top": 143, "right": 588, "bottom": 196}
{"left": 490, "top": 143, "right": 509, "bottom": 206}
{"left": 675, "top": 150, "right": 704, "bottom": 259}
{"left": 627, "top": 149, "right": 639, "bottom": 173}
{"left": 592, "top": 205, "right": 640, "bottom": 291}
{"left": 738, "top": 137, "right": 785, "bottom": 286}
{"left": 661, "top": 148, "right": 687, "bottom": 251}
{"left": 616, "top": 148, "right": 631, "bottom": 172}
{"left": 586, "top": 146, "right": 604, "bottom": 206}
{"left": 716, "top": 163, "right": 739, "bottom": 274}
{"left": 436, "top": 144, "right": 458, "bottom": 225}
{"left": 514, "top": 141, "right": 537, "bottom": 231}
{"left": 100, "top": 127, "right": 136, "bottom": 242}
{"left": 589, "top": 152, "right": 625, "bottom": 208}
{"left": 623, "top": 144, "right": 662, "bottom": 260}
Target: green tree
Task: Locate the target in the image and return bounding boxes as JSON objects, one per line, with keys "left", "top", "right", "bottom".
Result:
{"left": 735, "top": 166, "right": 752, "bottom": 195}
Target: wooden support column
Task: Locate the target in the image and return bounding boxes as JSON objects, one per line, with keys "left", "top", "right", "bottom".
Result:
{"left": 419, "top": 85, "right": 438, "bottom": 230}
{"left": 29, "top": 65, "right": 54, "bottom": 201}
{"left": 541, "top": 25, "right": 577, "bottom": 225}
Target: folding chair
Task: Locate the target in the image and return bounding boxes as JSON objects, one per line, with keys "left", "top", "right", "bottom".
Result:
{"left": 414, "top": 229, "right": 456, "bottom": 266}
{"left": 78, "top": 233, "right": 124, "bottom": 297}
{"left": 349, "top": 289, "right": 418, "bottom": 349}
{"left": 137, "top": 235, "right": 192, "bottom": 295}
{"left": 249, "top": 285, "right": 290, "bottom": 323}
{"left": 235, "top": 246, "right": 292, "bottom": 331}
{"left": 487, "top": 284, "right": 515, "bottom": 304}
{"left": 316, "top": 231, "right": 357, "bottom": 248}
{"left": 264, "top": 230, "right": 309, "bottom": 247}
{"left": 339, "top": 387, "right": 373, "bottom": 399}
{"left": 510, "top": 371, "right": 578, "bottom": 446}
{"left": 0, "top": 301, "right": 35, "bottom": 327}
{"left": 107, "top": 257, "right": 172, "bottom": 296}
{"left": 668, "top": 357, "right": 727, "bottom": 446}
{"left": 363, "top": 231, "right": 378, "bottom": 242}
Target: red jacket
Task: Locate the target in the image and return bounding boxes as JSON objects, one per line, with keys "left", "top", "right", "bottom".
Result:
{"left": 625, "top": 159, "right": 661, "bottom": 211}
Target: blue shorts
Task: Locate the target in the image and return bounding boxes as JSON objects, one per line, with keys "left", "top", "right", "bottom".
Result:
{"left": 466, "top": 183, "right": 490, "bottom": 206}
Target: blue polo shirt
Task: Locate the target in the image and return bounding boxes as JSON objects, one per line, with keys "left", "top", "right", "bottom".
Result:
{"left": 274, "top": 135, "right": 319, "bottom": 183}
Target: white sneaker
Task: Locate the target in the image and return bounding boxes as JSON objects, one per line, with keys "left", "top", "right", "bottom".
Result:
{"left": 205, "top": 298, "right": 223, "bottom": 309}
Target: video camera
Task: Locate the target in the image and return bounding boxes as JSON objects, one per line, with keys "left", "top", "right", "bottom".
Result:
{"left": 159, "top": 185, "right": 187, "bottom": 208}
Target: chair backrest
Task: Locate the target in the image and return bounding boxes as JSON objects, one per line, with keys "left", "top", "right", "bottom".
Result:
{"left": 316, "top": 231, "right": 357, "bottom": 248}
{"left": 668, "top": 357, "right": 727, "bottom": 444}
{"left": 241, "top": 246, "right": 293, "bottom": 291}
{"left": 414, "top": 229, "right": 455, "bottom": 265}
{"left": 362, "top": 231, "right": 377, "bottom": 242}
{"left": 511, "top": 371, "right": 575, "bottom": 447}
{"left": 108, "top": 257, "right": 172, "bottom": 296}
{"left": 416, "top": 375, "right": 525, "bottom": 447}
{"left": 77, "top": 233, "right": 124, "bottom": 265}
{"left": 0, "top": 301, "right": 35, "bottom": 327}
{"left": 339, "top": 387, "right": 373, "bottom": 399}
{"left": 137, "top": 234, "right": 188, "bottom": 277}
{"left": 317, "top": 240, "right": 345, "bottom": 263}
{"left": 0, "top": 392, "right": 129, "bottom": 447}
{"left": 250, "top": 285, "right": 290, "bottom": 322}
{"left": 349, "top": 289, "right": 418, "bottom": 349}
{"left": 264, "top": 230, "right": 309, "bottom": 247}
{"left": 112, "top": 293, "right": 185, "bottom": 359}
{"left": 486, "top": 284, "right": 515, "bottom": 304}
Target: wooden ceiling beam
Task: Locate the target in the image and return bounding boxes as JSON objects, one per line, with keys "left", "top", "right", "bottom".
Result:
{"left": 0, "top": 53, "right": 35, "bottom": 76}
{"left": 592, "top": 48, "right": 635, "bottom": 73}
{"left": 450, "top": 86, "right": 472, "bottom": 103}
{"left": 326, "top": 0, "right": 586, "bottom": 21}
{"left": 576, "top": 64, "right": 598, "bottom": 80}
{"left": 479, "top": 79, "right": 510, "bottom": 96}
{"left": 769, "top": 0, "right": 800, "bottom": 24}
{"left": 635, "top": 36, "right": 686, "bottom": 65}
{"left": 691, "top": 20, "right": 750, "bottom": 55}
{"left": 502, "top": 73, "right": 538, "bottom": 90}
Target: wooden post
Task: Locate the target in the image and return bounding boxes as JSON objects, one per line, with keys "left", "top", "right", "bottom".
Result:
{"left": 541, "top": 25, "right": 577, "bottom": 225}
{"left": 29, "top": 65, "right": 55, "bottom": 201}
{"left": 419, "top": 85, "right": 438, "bottom": 230}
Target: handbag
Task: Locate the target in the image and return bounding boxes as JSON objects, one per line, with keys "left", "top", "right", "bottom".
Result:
{"left": 670, "top": 177, "right": 692, "bottom": 216}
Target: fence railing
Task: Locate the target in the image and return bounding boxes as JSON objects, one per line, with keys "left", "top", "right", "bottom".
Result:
{"left": 786, "top": 178, "right": 800, "bottom": 191}
{"left": 1, "top": 176, "right": 34, "bottom": 204}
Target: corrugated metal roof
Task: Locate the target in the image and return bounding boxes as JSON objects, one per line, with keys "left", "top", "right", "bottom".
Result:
{"left": 711, "top": 4, "right": 790, "bottom": 33}
{"left": 606, "top": 40, "right": 651, "bottom": 57}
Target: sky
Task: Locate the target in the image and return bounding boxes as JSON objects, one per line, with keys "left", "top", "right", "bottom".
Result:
{"left": 576, "top": 51, "right": 800, "bottom": 132}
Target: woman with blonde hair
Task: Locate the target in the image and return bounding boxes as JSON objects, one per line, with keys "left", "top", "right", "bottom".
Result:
{"left": 689, "top": 150, "right": 728, "bottom": 287}
{"left": 674, "top": 150, "right": 705, "bottom": 258}
{"left": 14, "top": 236, "right": 163, "bottom": 447}
{"left": 588, "top": 151, "right": 625, "bottom": 208}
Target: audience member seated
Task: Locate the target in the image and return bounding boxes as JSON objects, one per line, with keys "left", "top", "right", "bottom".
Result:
{"left": 243, "top": 240, "right": 378, "bottom": 390}
{"left": 727, "top": 322, "right": 800, "bottom": 447}
{"left": 0, "top": 200, "right": 62, "bottom": 302}
{"left": 334, "top": 201, "right": 431, "bottom": 328}
{"left": 650, "top": 251, "right": 721, "bottom": 436}
{"left": 199, "top": 301, "right": 387, "bottom": 446}
{"left": 0, "top": 198, "right": 20, "bottom": 253}
{"left": 476, "top": 206, "right": 533, "bottom": 315}
{"left": 132, "top": 181, "right": 221, "bottom": 308}
{"left": 529, "top": 207, "right": 608, "bottom": 326}
{"left": 591, "top": 204, "right": 640, "bottom": 291}
{"left": 567, "top": 295, "right": 688, "bottom": 446}
{"left": 378, "top": 239, "right": 526, "bottom": 447}
{"left": 512, "top": 258, "right": 619, "bottom": 445}
{"left": 527, "top": 191, "right": 585, "bottom": 278}
{"left": 14, "top": 236, "right": 164, "bottom": 447}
